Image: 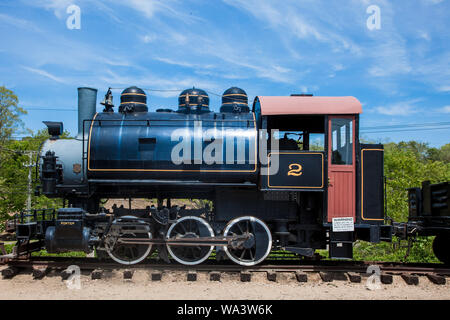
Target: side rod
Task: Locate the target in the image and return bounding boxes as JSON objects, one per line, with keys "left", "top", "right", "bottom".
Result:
{"left": 117, "top": 236, "right": 248, "bottom": 247}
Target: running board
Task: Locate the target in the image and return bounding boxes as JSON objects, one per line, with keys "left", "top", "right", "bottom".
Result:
{"left": 90, "top": 179, "right": 256, "bottom": 188}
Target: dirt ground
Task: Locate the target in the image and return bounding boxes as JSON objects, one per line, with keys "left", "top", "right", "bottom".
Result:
{"left": 0, "top": 269, "right": 449, "bottom": 300}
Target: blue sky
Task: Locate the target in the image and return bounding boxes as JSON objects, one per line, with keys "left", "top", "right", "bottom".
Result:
{"left": 0, "top": 0, "right": 449, "bottom": 146}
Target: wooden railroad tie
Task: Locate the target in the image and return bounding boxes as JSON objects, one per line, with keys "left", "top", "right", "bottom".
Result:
{"left": 426, "top": 274, "right": 446, "bottom": 285}
{"left": 1, "top": 266, "right": 19, "bottom": 279}
{"left": 61, "top": 268, "right": 73, "bottom": 280}
{"left": 32, "top": 266, "right": 49, "bottom": 280}
{"left": 123, "top": 269, "right": 134, "bottom": 280}
{"left": 401, "top": 273, "right": 419, "bottom": 286}
{"left": 347, "top": 272, "right": 362, "bottom": 283}
{"left": 151, "top": 271, "right": 162, "bottom": 281}
{"left": 295, "top": 271, "right": 308, "bottom": 283}
{"left": 91, "top": 269, "right": 103, "bottom": 280}
{"left": 319, "top": 272, "right": 333, "bottom": 282}
{"left": 240, "top": 271, "right": 251, "bottom": 282}
{"left": 209, "top": 271, "right": 221, "bottom": 281}
{"left": 380, "top": 273, "right": 393, "bottom": 284}
{"left": 266, "top": 270, "right": 277, "bottom": 282}
{"left": 187, "top": 271, "right": 197, "bottom": 282}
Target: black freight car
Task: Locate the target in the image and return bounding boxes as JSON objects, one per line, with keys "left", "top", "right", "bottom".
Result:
{"left": 395, "top": 181, "right": 450, "bottom": 264}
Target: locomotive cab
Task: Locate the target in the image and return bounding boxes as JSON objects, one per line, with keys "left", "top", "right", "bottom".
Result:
{"left": 254, "top": 95, "right": 390, "bottom": 259}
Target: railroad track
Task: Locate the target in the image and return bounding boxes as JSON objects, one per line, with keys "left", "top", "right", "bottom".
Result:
{"left": 1, "top": 257, "right": 449, "bottom": 285}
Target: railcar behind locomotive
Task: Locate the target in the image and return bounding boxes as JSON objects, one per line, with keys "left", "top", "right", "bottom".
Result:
{"left": 394, "top": 181, "right": 450, "bottom": 264}
{"left": 9, "top": 86, "right": 395, "bottom": 266}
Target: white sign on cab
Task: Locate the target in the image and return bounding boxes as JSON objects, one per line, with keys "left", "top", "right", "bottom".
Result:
{"left": 332, "top": 217, "right": 355, "bottom": 232}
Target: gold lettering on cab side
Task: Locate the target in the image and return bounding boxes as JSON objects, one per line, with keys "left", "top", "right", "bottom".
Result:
{"left": 287, "top": 163, "right": 303, "bottom": 176}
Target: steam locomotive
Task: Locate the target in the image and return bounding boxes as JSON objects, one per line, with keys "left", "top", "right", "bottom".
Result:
{"left": 10, "top": 86, "right": 398, "bottom": 266}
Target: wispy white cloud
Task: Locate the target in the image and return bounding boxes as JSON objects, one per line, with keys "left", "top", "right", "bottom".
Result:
{"left": 361, "top": 1, "right": 413, "bottom": 79}
{"left": 333, "top": 64, "right": 345, "bottom": 72}
{"left": 21, "top": 66, "right": 67, "bottom": 83}
{"left": 422, "top": 0, "right": 445, "bottom": 5}
{"left": 23, "top": 0, "right": 75, "bottom": 19}
{"left": 184, "top": 32, "right": 299, "bottom": 83}
{"left": 438, "top": 85, "right": 450, "bottom": 92}
{"left": 138, "top": 28, "right": 190, "bottom": 46}
{"left": 140, "top": 34, "right": 156, "bottom": 44}
{"left": 418, "top": 30, "right": 431, "bottom": 41}
{"left": 153, "top": 57, "right": 216, "bottom": 70}
{"left": 13, "top": 0, "right": 343, "bottom": 86}
{"left": 439, "top": 105, "right": 450, "bottom": 113}
{"left": 112, "top": 0, "right": 205, "bottom": 24}
{"left": 223, "top": 0, "right": 361, "bottom": 54}
{"left": 121, "top": 0, "right": 162, "bottom": 18}
{"left": 153, "top": 57, "right": 195, "bottom": 68}
{"left": 367, "top": 40, "right": 412, "bottom": 77}
{"left": 373, "top": 99, "right": 423, "bottom": 116}
{"left": 0, "top": 13, "right": 42, "bottom": 32}
{"left": 414, "top": 53, "right": 450, "bottom": 93}
{"left": 2, "top": 18, "right": 135, "bottom": 75}
{"left": 375, "top": 105, "right": 417, "bottom": 116}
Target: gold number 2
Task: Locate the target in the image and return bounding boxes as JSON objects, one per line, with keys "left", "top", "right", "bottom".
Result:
{"left": 288, "top": 163, "right": 303, "bottom": 176}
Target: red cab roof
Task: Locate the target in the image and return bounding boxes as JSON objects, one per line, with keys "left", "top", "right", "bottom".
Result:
{"left": 255, "top": 96, "right": 362, "bottom": 115}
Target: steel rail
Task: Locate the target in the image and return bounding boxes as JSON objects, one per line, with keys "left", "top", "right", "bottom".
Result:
{"left": 4, "top": 257, "right": 450, "bottom": 275}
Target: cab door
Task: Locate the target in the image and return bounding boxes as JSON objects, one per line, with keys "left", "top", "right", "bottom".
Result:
{"left": 327, "top": 116, "right": 356, "bottom": 222}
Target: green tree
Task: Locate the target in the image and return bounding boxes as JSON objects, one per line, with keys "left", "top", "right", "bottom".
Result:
{"left": 428, "top": 143, "right": 450, "bottom": 163}
{"left": 0, "top": 86, "right": 27, "bottom": 147}
{"left": 384, "top": 142, "right": 450, "bottom": 222}
{"left": 384, "top": 142, "right": 449, "bottom": 262}
{"left": 395, "top": 141, "right": 430, "bottom": 162}
{"left": 0, "top": 129, "right": 65, "bottom": 235}
{"left": 0, "top": 129, "right": 69, "bottom": 222}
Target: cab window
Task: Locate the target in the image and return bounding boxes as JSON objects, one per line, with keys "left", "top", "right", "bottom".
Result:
{"left": 331, "top": 118, "right": 353, "bottom": 165}
{"left": 266, "top": 115, "right": 325, "bottom": 152}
